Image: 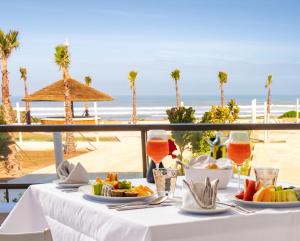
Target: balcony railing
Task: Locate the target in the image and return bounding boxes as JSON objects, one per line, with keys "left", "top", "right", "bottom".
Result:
{"left": 1, "top": 123, "right": 300, "bottom": 201}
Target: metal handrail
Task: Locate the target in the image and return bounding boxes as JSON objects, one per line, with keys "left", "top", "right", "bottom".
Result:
{"left": 1, "top": 123, "right": 300, "bottom": 132}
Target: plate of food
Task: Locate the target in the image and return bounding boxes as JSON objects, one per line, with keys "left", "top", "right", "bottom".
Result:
{"left": 234, "top": 179, "right": 300, "bottom": 208}
{"left": 79, "top": 173, "right": 155, "bottom": 202}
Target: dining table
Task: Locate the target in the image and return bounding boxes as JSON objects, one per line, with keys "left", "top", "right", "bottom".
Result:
{"left": 1, "top": 176, "right": 300, "bottom": 241}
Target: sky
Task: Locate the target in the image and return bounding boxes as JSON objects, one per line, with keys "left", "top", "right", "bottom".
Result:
{"left": 1, "top": 0, "right": 300, "bottom": 97}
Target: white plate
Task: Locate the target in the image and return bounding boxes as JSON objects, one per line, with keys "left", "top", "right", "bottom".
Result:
{"left": 234, "top": 198, "right": 300, "bottom": 208}
{"left": 175, "top": 202, "right": 230, "bottom": 214}
{"left": 79, "top": 185, "right": 155, "bottom": 202}
{"left": 53, "top": 179, "right": 89, "bottom": 188}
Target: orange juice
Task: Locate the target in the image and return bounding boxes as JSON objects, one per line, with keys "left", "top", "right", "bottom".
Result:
{"left": 146, "top": 139, "right": 169, "bottom": 164}
{"left": 228, "top": 143, "right": 251, "bottom": 166}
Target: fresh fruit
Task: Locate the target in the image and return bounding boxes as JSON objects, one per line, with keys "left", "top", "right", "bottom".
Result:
{"left": 95, "top": 177, "right": 103, "bottom": 183}
{"left": 262, "top": 187, "right": 272, "bottom": 202}
{"left": 253, "top": 187, "right": 266, "bottom": 202}
{"left": 270, "top": 188, "right": 276, "bottom": 202}
{"left": 255, "top": 180, "right": 263, "bottom": 192}
{"left": 275, "top": 190, "right": 283, "bottom": 202}
{"left": 286, "top": 189, "right": 297, "bottom": 202}
{"left": 106, "top": 172, "right": 118, "bottom": 182}
{"left": 235, "top": 191, "right": 244, "bottom": 200}
{"left": 243, "top": 180, "right": 256, "bottom": 201}
{"left": 206, "top": 163, "right": 219, "bottom": 169}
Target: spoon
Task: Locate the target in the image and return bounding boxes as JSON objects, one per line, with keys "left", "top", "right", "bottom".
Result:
{"left": 108, "top": 196, "right": 168, "bottom": 209}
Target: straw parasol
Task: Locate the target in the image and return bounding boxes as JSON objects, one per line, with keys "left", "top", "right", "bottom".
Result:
{"left": 24, "top": 79, "right": 113, "bottom": 102}
{"left": 23, "top": 78, "right": 113, "bottom": 118}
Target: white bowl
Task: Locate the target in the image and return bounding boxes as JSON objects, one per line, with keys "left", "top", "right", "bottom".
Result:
{"left": 184, "top": 168, "right": 232, "bottom": 189}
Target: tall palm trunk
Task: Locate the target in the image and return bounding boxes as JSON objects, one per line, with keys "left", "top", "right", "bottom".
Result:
{"left": 1, "top": 57, "right": 21, "bottom": 175}
{"left": 1, "top": 58, "right": 12, "bottom": 124}
{"left": 267, "top": 87, "right": 271, "bottom": 115}
{"left": 132, "top": 85, "right": 137, "bottom": 123}
{"left": 23, "top": 76, "right": 31, "bottom": 124}
{"left": 175, "top": 80, "right": 180, "bottom": 108}
{"left": 63, "top": 68, "right": 76, "bottom": 153}
{"left": 220, "top": 83, "right": 225, "bottom": 107}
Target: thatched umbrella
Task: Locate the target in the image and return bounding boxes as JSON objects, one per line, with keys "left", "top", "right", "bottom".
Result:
{"left": 24, "top": 79, "right": 113, "bottom": 117}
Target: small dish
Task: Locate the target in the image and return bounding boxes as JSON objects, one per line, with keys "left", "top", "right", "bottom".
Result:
{"left": 53, "top": 179, "right": 89, "bottom": 188}
{"left": 175, "top": 202, "right": 231, "bottom": 214}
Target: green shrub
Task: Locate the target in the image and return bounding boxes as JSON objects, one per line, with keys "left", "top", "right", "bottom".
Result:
{"left": 279, "top": 111, "right": 300, "bottom": 118}
{"left": 190, "top": 99, "right": 240, "bottom": 155}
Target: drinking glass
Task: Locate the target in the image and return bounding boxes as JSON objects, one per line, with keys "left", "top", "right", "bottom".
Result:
{"left": 254, "top": 167, "right": 279, "bottom": 186}
{"left": 146, "top": 130, "right": 169, "bottom": 169}
{"left": 153, "top": 168, "right": 177, "bottom": 197}
{"left": 227, "top": 131, "right": 251, "bottom": 191}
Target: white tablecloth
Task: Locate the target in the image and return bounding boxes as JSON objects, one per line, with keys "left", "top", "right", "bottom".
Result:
{"left": 1, "top": 177, "right": 300, "bottom": 241}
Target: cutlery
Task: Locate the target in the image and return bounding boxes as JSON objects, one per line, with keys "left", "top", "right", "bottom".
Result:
{"left": 107, "top": 196, "right": 168, "bottom": 209}
{"left": 116, "top": 203, "right": 172, "bottom": 211}
{"left": 58, "top": 188, "right": 78, "bottom": 192}
{"left": 216, "top": 201, "right": 255, "bottom": 214}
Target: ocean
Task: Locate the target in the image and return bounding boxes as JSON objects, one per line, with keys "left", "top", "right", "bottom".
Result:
{"left": 10, "top": 95, "right": 300, "bottom": 120}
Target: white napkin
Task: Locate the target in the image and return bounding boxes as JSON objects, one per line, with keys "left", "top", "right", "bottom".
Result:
{"left": 188, "top": 155, "right": 232, "bottom": 170}
{"left": 182, "top": 178, "right": 219, "bottom": 209}
{"left": 57, "top": 161, "right": 89, "bottom": 184}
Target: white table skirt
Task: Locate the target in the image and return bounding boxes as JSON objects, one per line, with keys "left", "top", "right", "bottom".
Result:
{"left": 1, "top": 178, "right": 300, "bottom": 241}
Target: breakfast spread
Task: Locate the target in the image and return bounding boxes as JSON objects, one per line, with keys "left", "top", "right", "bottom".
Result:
{"left": 235, "top": 179, "right": 300, "bottom": 202}
{"left": 92, "top": 172, "right": 154, "bottom": 198}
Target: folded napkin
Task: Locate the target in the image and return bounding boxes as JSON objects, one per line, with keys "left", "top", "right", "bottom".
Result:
{"left": 182, "top": 178, "right": 219, "bottom": 209}
{"left": 57, "top": 161, "right": 89, "bottom": 184}
{"left": 188, "top": 155, "right": 232, "bottom": 170}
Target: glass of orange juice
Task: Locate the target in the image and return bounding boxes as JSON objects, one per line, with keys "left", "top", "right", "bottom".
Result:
{"left": 227, "top": 131, "right": 251, "bottom": 191}
{"left": 146, "top": 130, "right": 169, "bottom": 169}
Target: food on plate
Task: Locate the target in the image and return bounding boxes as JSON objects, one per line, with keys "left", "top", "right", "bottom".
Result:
{"left": 111, "top": 190, "right": 126, "bottom": 197}
{"left": 118, "top": 180, "right": 132, "bottom": 189}
{"left": 236, "top": 179, "right": 300, "bottom": 203}
{"left": 206, "top": 163, "right": 219, "bottom": 170}
{"left": 92, "top": 173, "right": 153, "bottom": 198}
{"left": 124, "top": 191, "right": 138, "bottom": 197}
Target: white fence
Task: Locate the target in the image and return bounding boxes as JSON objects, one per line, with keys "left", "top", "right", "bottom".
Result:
{"left": 13, "top": 99, "right": 300, "bottom": 122}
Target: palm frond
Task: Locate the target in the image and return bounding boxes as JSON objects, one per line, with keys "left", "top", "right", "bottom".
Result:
{"left": 84, "top": 76, "right": 92, "bottom": 86}
{"left": 55, "top": 44, "right": 70, "bottom": 70}
{"left": 19, "top": 67, "right": 27, "bottom": 79}
{"left": 171, "top": 69, "right": 180, "bottom": 81}
{"left": 0, "top": 29, "right": 19, "bottom": 58}
{"left": 218, "top": 71, "right": 228, "bottom": 84}
{"left": 265, "top": 74, "right": 273, "bottom": 88}
{"left": 128, "top": 71, "right": 138, "bottom": 90}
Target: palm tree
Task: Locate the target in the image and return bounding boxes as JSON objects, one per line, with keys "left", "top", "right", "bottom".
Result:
{"left": 0, "top": 29, "right": 21, "bottom": 175}
{"left": 83, "top": 76, "right": 92, "bottom": 117}
{"left": 171, "top": 69, "right": 181, "bottom": 108}
{"left": 20, "top": 67, "right": 31, "bottom": 124}
{"left": 55, "top": 44, "right": 76, "bottom": 153}
{"left": 265, "top": 74, "right": 273, "bottom": 118}
{"left": 128, "top": 71, "right": 138, "bottom": 123}
{"left": 218, "top": 71, "right": 228, "bottom": 107}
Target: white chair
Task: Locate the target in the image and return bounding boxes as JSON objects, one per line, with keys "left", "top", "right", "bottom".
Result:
{"left": 0, "top": 229, "right": 53, "bottom": 241}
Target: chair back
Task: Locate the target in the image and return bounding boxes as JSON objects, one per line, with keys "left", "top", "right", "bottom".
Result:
{"left": 0, "top": 229, "right": 52, "bottom": 241}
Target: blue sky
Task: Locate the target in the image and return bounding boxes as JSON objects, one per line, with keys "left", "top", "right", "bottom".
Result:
{"left": 1, "top": 0, "right": 300, "bottom": 97}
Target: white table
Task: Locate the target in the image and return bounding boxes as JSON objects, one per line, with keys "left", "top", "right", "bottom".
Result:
{"left": 1, "top": 178, "right": 300, "bottom": 241}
